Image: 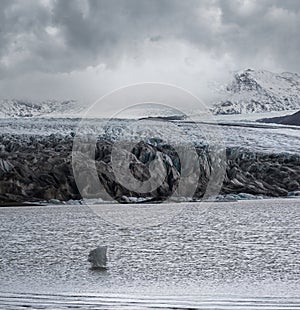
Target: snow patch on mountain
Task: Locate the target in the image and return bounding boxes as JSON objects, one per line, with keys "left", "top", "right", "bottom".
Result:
{"left": 211, "top": 69, "right": 300, "bottom": 115}
{"left": 0, "top": 99, "right": 83, "bottom": 118}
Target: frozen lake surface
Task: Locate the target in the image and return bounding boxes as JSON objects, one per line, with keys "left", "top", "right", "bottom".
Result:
{"left": 0, "top": 198, "right": 299, "bottom": 309}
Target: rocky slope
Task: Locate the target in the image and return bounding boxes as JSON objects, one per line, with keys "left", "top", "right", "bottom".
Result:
{"left": 0, "top": 134, "right": 299, "bottom": 203}
{"left": 211, "top": 69, "right": 300, "bottom": 115}
{"left": 0, "top": 99, "right": 82, "bottom": 118}
{"left": 258, "top": 110, "right": 300, "bottom": 126}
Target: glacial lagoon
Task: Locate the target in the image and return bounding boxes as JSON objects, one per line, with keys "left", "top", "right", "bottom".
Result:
{"left": 0, "top": 198, "right": 299, "bottom": 309}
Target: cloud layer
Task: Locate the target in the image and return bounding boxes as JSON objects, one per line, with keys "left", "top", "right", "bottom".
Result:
{"left": 0, "top": 0, "right": 299, "bottom": 101}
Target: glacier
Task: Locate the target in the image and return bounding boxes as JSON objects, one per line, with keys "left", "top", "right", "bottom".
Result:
{"left": 0, "top": 117, "right": 299, "bottom": 203}
{"left": 1, "top": 68, "right": 300, "bottom": 204}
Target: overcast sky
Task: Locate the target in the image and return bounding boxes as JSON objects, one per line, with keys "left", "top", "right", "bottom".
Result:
{"left": 0, "top": 0, "right": 299, "bottom": 104}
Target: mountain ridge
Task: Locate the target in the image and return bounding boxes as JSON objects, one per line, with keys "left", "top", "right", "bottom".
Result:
{"left": 258, "top": 110, "right": 300, "bottom": 126}
{"left": 1, "top": 69, "right": 300, "bottom": 118}
{"left": 211, "top": 69, "right": 300, "bottom": 115}
{"left": 0, "top": 99, "right": 83, "bottom": 118}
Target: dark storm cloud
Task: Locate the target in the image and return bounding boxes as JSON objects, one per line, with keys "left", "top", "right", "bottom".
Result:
{"left": 218, "top": 0, "right": 300, "bottom": 68}
{"left": 0, "top": 0, "right": 300, "bottom": 77}
{"left": 50, "top": 0, "right": 223, "bottom": 69}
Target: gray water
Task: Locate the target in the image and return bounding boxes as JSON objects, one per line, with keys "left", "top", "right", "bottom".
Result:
{"left": 0, "top": 198, "right": 299, "bottom": 309}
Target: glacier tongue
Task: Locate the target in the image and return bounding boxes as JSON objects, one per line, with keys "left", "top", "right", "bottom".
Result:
{"left": 211, "top": 69, "right": 300, "bottom": 115}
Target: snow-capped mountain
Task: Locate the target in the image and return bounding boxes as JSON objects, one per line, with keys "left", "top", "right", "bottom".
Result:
{"left": 211, "top": 69, "right": 300, "bottom": 115}
{"left": 0, "top": 99, "right": 83, "bottom": 118}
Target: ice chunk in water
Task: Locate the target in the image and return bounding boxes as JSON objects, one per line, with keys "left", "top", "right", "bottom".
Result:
{"left": 88, "top": 246, "right": 108, "bottom": 269}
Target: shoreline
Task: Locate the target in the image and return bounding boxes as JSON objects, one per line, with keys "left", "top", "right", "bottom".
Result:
{"left": 1, "top": 195, "right": 300, "bottom": 209}
{"left": 0, "top": 202, "right": 45, "bottom": 207}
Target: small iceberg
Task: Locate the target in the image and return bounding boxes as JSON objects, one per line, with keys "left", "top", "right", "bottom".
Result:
{"left": 88, "top": 246, "right": 108, "bottom": 270}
